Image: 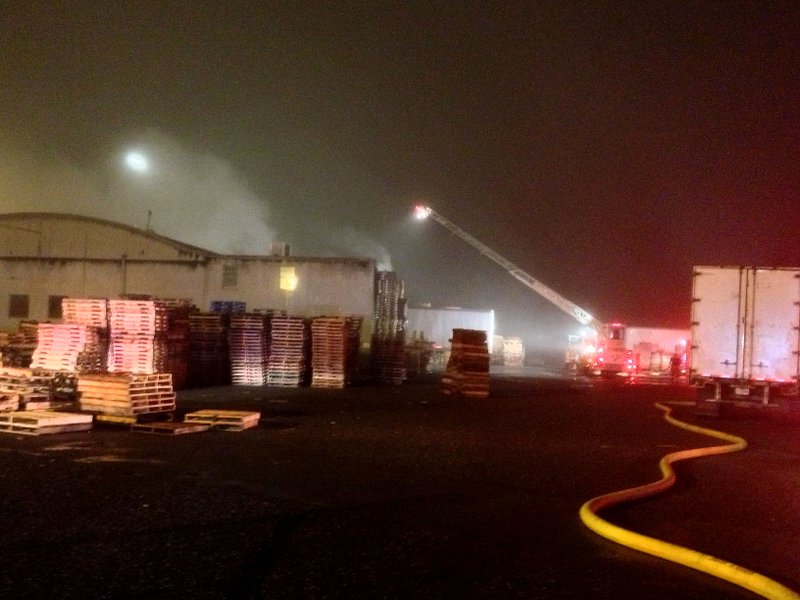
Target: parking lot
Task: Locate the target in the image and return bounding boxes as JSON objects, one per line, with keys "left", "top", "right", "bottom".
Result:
{"left": 0, "top": 373, "right": 797, "bottom": 599}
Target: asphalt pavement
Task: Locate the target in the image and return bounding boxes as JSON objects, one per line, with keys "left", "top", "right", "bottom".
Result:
{"left": 0, "top": 372, "right": 797, "bottom": 599}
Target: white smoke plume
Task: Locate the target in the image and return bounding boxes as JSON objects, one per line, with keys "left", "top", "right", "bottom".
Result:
{"left": 324, "top": 225, "right": 393, "bottom": 271}
{"left": 0, "top": 128, "right": 275, "bottom": 255}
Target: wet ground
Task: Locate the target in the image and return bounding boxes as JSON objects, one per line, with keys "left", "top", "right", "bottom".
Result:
{"left": 0, "top": 373, "right": 796, "bottom": 599}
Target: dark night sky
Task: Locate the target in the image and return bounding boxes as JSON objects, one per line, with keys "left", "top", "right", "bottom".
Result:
{"left": 2, "top": 1, "right": 799, "bottom": 353}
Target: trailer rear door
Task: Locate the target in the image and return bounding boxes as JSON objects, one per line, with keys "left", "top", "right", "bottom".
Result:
{"left": 691, "top": 266, "right": 744, "bottom": 378}
{"left": 747, "top": 268, "right": 800, "bottom": 381}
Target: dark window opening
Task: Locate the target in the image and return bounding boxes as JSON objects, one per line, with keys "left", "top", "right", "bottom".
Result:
{"left": 9, "top": 294, "right": 30, "bottom": 318}
{"left": 49, "top": 295, "right": 67, "bottom": 319}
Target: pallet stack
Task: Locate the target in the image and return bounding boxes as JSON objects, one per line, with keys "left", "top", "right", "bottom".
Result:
{"left": 62, "top": 298, "right": 108, "bottom": 329}
{"left": 441, "top": 329, "right": 491, "bottom": 398}
{"left": 229, "top": 313, "right": 269, "bottom": 385}
{"left": 30, "top": 323, "right": 88, "bottom": 372}
{"left": 163, "top": 300, "right": 194, "bottom": 390}
{"left": 188, "top": 312, "right": 231, "bottom": 387}
{"left": 1, "top": 321, "right": 38, "bottom": 367}
{"left": 266, "top": 315, "right": 309, "bottom": 387}
{"left": 0, "top": 368, "right": 53, "bottom": 411}
{"left": 77, "top": 372, "right": 176, "bottom": 417}
{"left": 61, "top": 298, "right": 110, "bottom": 373}
{"left": 107, "top": 300, "right": 169, "bottom": 374}
{"left": 311, "top": 316, "right": 361, "bottom": 388}
{"left": 371, "top": 271, "right": 407, "bottom": 385}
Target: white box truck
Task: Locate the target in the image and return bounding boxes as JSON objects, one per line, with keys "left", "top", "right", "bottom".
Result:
{"left": 691, "top": 266, "right": 800, "bottom": 412}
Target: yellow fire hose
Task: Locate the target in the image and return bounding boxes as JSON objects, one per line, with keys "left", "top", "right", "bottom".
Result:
{"left": 579, "top": 401, "right": 799, "bottom": 600}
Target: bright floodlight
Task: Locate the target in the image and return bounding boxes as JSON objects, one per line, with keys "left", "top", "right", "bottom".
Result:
{"left": 124, "top": 151, "right": 149, "bottom": 173}
{"left": 414, "top": 204, "right": 432, "bottom": 219}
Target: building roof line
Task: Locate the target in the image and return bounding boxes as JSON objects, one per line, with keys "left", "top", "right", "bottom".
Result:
{"left": 0, "top": 212, "right": 378, "bottom": 266}
{"left": 0, "top": 212, "right": 218, "bottom": 256}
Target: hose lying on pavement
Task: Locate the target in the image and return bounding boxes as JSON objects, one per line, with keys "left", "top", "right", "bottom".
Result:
{"left": 579, "top": 401, "right": 799, "bottom": 600}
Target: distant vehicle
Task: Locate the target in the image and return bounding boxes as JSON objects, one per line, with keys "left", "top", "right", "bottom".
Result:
{"left": 691, "top": 265, "right": 800, "bottom": 413}
{"left": 585, "top": 322, "right": 637, "bottom": 378}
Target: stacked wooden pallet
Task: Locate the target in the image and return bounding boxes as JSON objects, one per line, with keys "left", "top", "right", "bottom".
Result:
{"left": 188, "top": 313, "right": 231, "bottom": 387}
{"left": 0, "top": 368, "right": 52, "bottom": 411}
{"left": 30, "top": 323, "right": 88, "bottom": 372}
{"left": 1, "top": 321, "right": 38, "bottom": 367}
{"left": 0, "top": 411, "right": 93, "bottom": 436}
{"left": 77, "top": 372, "right": 176, "bottom": 417}
{"left": 229, "top": 313, "right": 269, "bottom": 385}
{"left": 163, "top": 300, "right": 194, "bottom": 390}
{"left": 441, "top": 329, "right": 491, "bottom": 398}
{"left": 373, "top": 271, "right": 407, "bottom": 340}
{"left": 371, "top": 271, "right": 407, "bottom": 385}
{"left": 311, "top": 316, "right": 361, "bottom": 388}
{"left": 107, "top": 300, "right": 168, "bottom": 374}
{"left": 61, "top": 298, "right": 109, "bottom": 372}
{"left": 61, "top": 298, "right": 108, "bottom": 329}
{"left": 266, "top": 315, "right": 309, "bottom": 387}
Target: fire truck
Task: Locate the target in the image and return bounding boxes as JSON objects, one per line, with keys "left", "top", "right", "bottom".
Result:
{"left": 413, "top": 204, "right": 637, "bottom": 376}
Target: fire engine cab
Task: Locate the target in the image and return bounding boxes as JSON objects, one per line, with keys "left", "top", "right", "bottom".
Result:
{"left": 585, "top": 323, "right": 638, "bottom": 377}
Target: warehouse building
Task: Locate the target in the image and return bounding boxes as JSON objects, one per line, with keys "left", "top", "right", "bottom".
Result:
{"left": 0, "top": 213, "right": 378, "bottom": 340}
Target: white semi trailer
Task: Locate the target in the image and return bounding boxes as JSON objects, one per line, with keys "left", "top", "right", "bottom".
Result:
{"left": 691, "top": 265, "right": 800, "bottom": 413}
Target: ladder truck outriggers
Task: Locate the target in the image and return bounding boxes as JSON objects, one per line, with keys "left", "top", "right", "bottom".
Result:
{"left": 413, "top": 204, "right": 636, "bottom": 376}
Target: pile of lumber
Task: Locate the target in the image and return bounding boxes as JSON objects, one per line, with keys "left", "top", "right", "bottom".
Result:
{"left": 310, "top": 316, "right": 361, "bottom": 388}
{"left": 371, "top": 271, "right": 407, "bottom": 385}
{"left": 77, "top": 372, "right": 176, "bottom": 417}
{"left": 266, "top": 315, "right": 309, "bottom": 387}
{"left": 107, "top": 300, "right": 168, "bottom": 374}
{"left": 188, "top": 313, "right": 231, "bottom": 387}
{"left": 441, "top": 328, "right": 490, "bottom": 398}
{"left": 229, "top": 313, "right": 269, "bottom": 385}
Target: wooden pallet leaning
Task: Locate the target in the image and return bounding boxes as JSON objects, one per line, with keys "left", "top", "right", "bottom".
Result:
{"left": 183, "top": 410, "right": 260, "bottom": 431}
{"left": 0, "top": 411, "right": 93, "bottom": 435}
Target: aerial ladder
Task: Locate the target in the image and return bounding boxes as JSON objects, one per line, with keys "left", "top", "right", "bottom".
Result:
{"left": 413, "top": 204, "right": 633, "bottom": 375}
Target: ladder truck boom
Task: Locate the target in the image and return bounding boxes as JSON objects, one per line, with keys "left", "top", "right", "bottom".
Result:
{"left": 413, "top": 204, "right": 595, "bottom": 327}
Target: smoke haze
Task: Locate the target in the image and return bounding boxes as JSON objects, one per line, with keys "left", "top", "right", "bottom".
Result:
{"left": 0, "top": 129, "right": 276, "bottom": 254}
{"left": 0, "top": 127, "right": 395, "bottom": 266}
{"left": 324, "top": 225, "right": 393, "bottom": 271}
